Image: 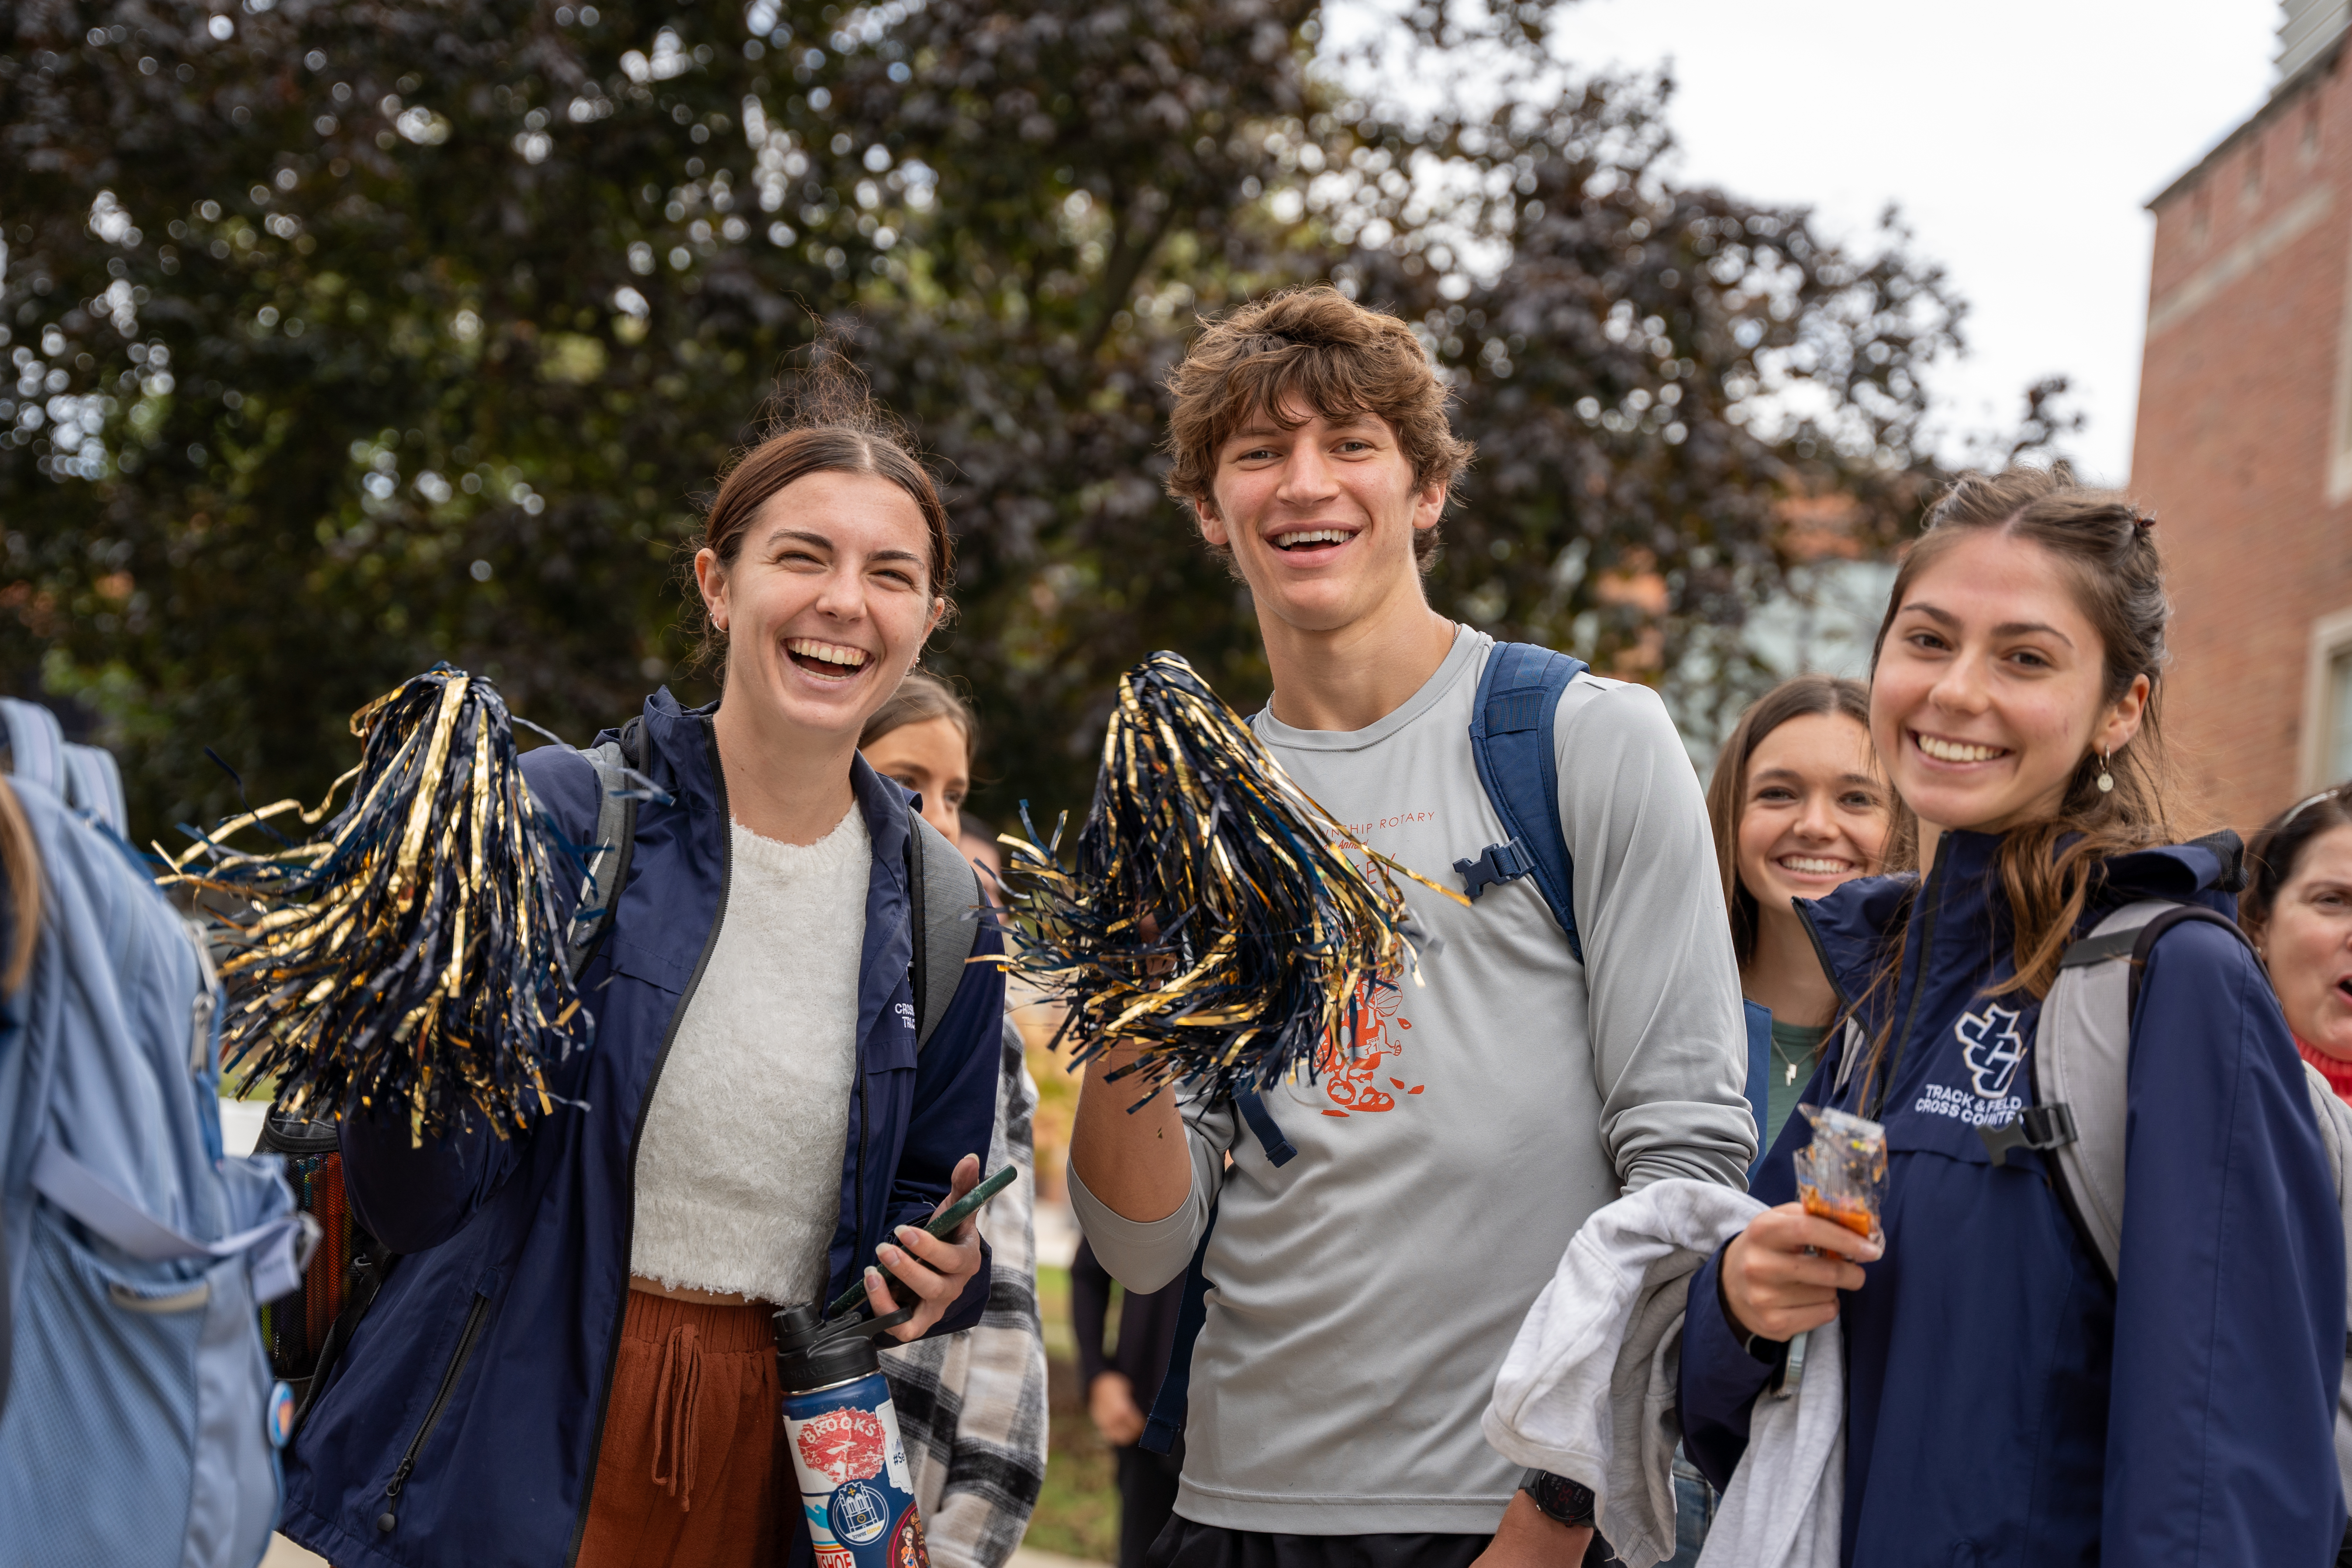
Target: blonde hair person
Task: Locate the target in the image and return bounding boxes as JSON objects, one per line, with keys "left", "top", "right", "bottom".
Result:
{"left": 862, "top": 673, "right": 1050, "bottom": 1568}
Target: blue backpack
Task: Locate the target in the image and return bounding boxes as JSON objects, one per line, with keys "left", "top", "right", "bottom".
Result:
{"left": 1142, "top": 643, "right": 1769, "bottom": 1451}
{"left": 0, "top": 698, "right": 309, "bottom": 1568}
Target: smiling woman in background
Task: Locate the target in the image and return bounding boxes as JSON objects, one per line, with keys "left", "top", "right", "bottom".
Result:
{"left": 1705, "top": 674, "right": 1900, "bottom": 1149}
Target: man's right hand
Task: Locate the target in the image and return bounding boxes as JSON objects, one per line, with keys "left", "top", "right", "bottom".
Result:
{"left": 1089, "top": 1370, "right": 1148, "bottom": 1447}
{"left": 1720, "top": 1202, "right": 1881, "bottom": 1344}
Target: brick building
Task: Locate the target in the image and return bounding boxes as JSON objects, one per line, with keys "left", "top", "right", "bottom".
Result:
{"left": 2132, "top": 0, "right": 2352, "bottom": 830}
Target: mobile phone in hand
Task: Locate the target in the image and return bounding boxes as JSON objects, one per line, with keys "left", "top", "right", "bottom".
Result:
{"left": 822, "top": 1164, "right": 1017, "bottom": 1319}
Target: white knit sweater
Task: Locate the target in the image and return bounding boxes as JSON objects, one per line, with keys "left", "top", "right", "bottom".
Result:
{"left": 630, "top": 807, "right": 870, "bottom": 1305}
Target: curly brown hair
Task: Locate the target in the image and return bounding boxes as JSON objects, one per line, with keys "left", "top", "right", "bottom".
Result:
{"left": 1162, "top": 286, "right": 1474, "bottom": 573}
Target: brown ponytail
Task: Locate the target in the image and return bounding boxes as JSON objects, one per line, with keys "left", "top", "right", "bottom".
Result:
{"left": 0, "top": 777, "right": 41, "bottom": 994}
{"left": 689, "top": 351, "right": 955, "bottom": 677}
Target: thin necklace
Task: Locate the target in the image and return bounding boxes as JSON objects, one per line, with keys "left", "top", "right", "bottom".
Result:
{"left": 1771, "top": 1027, "right": 1811, "bottom": 1087}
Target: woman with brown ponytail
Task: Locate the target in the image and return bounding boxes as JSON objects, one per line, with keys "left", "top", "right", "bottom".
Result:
{"left": 1677, "top": 467, "right": 2346, "bottom": 1565}
{"left": 279, "top": 375, "right": 1005, "bottom": 1568}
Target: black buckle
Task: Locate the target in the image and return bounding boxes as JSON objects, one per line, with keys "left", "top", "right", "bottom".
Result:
{"left": 1979, "top": 1102, "right": 2078, "bottom": 1167}
{"left": 1454, "top": 837, "right": 1534, "bottom": 900}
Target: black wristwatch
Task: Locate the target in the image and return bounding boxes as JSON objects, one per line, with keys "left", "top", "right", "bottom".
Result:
{"left": 1718, "top": 1253, "right": 1785, "bottom": 1363}
{"left": 1518, "top": 1467, "right": 1596, "bottom": 1529}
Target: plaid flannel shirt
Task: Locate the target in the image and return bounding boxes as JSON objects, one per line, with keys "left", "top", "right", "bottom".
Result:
{"left": 881, "top": 1017, "right": 1050, "bottom": 1568}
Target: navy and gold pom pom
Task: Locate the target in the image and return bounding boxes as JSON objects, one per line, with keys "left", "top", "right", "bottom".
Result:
{"left": 997, "top": 651, "right": 1462, "bottom": 1106}
{"left": 164, "top": 667, "right": 588, "bottom": 1141}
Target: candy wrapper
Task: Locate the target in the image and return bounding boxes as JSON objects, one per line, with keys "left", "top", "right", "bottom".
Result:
{"left": 1793, "top": 1102, "right": 1887, "bottom": 1249}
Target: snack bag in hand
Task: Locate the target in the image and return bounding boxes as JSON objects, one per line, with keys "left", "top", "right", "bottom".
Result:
{"left": 1793, "top": 1103, "right": 1887, "bottom": 1249}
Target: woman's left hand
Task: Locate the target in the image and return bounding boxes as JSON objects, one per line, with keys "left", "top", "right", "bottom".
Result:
{"left": 866, "top": 1153, "right": 987, "bottom": 1342}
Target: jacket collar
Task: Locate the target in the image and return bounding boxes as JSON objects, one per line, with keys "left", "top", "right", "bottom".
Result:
{"left": 1795, "top": 827, "right": 2245, "bottom": 1005}
{"left": 615, "top": 686, "right": 914, "bottom": 862}
{"left": 848, "top": 747, "right": 914, "bottom": 873}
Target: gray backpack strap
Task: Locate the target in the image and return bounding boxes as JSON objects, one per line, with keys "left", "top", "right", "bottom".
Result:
{"left": 564, "top": 718, "right": 644, "bottom": 980}
{"left": 2008, "top": 898, "right": 2260, "bottom": 1282}
{"left": 904, "top": 809, "right": 983, "bottom": 1050}
{"left": 2303, "top": 1064, "right": 2352, "bottom": 1216}
{"left": 62, "top": 745, "right": 127, "bottom": 835}
{"left": 2297, "top": 1062, "right": 2352, "bottom": 1510}
{"left": 2018, "top": 899, "right": 2175, "bottom": 1278}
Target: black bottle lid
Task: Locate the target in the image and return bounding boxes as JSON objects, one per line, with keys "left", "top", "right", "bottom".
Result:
{"left": 773, "top": 1300, "right": 912, "bottom": 1395}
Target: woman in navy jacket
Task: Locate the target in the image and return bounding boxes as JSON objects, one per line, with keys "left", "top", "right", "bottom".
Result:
{"left": 1680, "top": 467, "right": 2346, "bottom": 1565}
{"left": 279, "top": 392, "right": 1007, "bottom": 1568}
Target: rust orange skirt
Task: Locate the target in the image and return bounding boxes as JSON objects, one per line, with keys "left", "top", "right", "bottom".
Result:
{"left": 576, "top": 1290, "right": 786, "bottom": 1568}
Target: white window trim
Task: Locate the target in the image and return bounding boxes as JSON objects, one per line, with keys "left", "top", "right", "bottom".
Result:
{"left": 2300, "top": 604, "right": 2352, "bottom": 790}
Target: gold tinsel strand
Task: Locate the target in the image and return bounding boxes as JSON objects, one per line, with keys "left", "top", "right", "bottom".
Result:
{"left": 994, "top": 651, "right": 1465, "bottom": 1107}
{"left": 162, "top": 667, "right": 592, "bottom": 1141}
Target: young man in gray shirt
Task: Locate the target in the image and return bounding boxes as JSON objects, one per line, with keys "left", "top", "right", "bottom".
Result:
{"left": 1067, "top": 286, "right": 1755, "bottom": 1568}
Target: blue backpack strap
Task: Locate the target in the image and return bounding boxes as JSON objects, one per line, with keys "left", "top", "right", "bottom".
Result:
{"left": 1232, "top": 1087, "right": 1296, "bottom": 1167}
{"left": 1140, "top": 1199, "right": 1218, "bottom": 1455}
{"left": 0, "top": 699, "right": 127, "bottom": 834}
{"left": 0, "top": 698, "right": 68, "bottom": 797}
{"left": 1458, "top": 642, "right": 1589, "bottom": 961}
{"left": 61, "top": 744, "right": 127, "bottom": 837}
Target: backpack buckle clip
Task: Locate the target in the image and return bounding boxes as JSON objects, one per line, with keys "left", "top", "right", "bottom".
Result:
{"left": 1979, "top": 1102, "right": 2079, "bottom": 1167}
{"left": 1454, "top": 837, "right": 1536, "bottom": 901}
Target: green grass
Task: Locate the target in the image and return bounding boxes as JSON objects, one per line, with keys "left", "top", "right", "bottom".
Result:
{"left": 1038, "top": 1264, "right": 1077, "bottom": 1362}
{"left": 1023, "top": 1264, "right": 1122, "bottom": 1562}
{"left": 1025, "top": 1403, "right": 1120, "bottom": 1561}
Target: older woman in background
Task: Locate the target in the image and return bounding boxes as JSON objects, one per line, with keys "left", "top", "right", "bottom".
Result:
{"left": 2242, "top": 782, "right": 2352, "bottom": 1101}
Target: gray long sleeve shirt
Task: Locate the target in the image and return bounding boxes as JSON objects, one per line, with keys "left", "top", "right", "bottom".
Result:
{"left": 1068, "top": 630, "right": 1755, "bottom": 1537}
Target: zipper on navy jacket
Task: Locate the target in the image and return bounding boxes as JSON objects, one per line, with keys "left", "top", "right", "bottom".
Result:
{"left": 375, "top": 1285, "right": 492, "bottom": 1535}
{"left": 1795, "top": 900, "right": 1855, "bottom": 1024}
{"left": 855, "top": 1064, "right": 870, "bottom": 1293}
{"left": 563, "top": 718, "right": 734, "bottom": 1568}
{"left": 1870, "top": 838, "right": 1949, "bottom": 1119}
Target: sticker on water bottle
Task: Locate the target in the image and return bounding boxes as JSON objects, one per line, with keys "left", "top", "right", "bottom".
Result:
{"left": 785, "top": 1379, "right": 927, "bottom": 1568}
{"left": 796, "top": 1406, "right": 889, "bottom": 1486}
{"left": 832, "top": 1481, "right": 891, "bottom": 1544}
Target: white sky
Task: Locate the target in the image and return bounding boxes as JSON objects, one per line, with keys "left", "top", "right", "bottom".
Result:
{"left": 1545, "top": 0, "right": 2283, "bottom": 484}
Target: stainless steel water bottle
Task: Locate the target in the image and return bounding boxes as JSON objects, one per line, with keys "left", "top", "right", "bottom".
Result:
{"left": 775, "top": 1301, "right": 929, "bottom": 1568}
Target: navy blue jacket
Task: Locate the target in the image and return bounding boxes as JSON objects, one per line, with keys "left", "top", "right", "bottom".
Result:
{"left": 1681, "top": 831, "right": 2345, "bottom": 1566}
{"left": 279, "top": 689, "right": 1005, "bottom": 1568}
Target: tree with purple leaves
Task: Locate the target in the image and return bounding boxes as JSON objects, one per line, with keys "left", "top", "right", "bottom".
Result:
{"left": 0, "top": 0, "right": 2044, "bottom": 842}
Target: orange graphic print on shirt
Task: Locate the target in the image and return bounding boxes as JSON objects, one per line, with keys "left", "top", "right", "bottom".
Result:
{"left": 1314, "top": 976, "right": 1425, "bottom": 1116}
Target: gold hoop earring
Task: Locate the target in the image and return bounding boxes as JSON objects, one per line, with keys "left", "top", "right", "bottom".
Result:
{"left": 2096, "top": 746, "right": 2114, "bottom": 794}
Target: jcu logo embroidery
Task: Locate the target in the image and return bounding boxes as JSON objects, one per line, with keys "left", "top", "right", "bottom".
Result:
{"left": 1954, "top": 1004, "right": 2026, "bottom": 1099}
